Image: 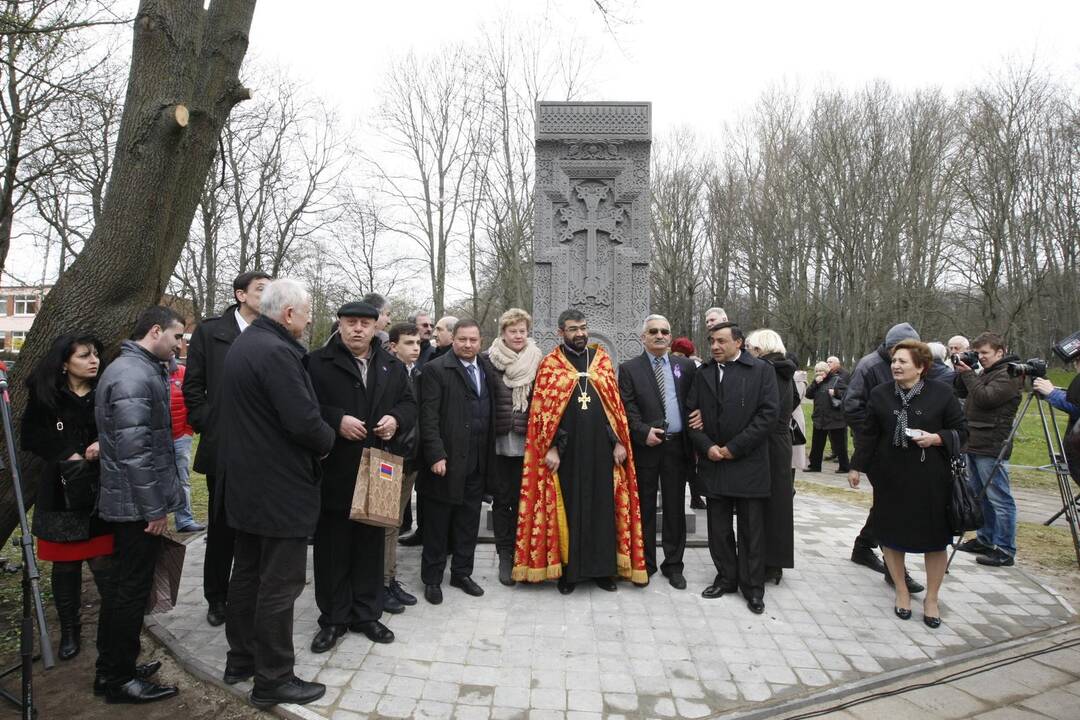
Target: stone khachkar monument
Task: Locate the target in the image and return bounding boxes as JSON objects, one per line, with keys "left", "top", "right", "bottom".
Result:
{"left": 532, "top": 101, "right": 652, "bottom": 364}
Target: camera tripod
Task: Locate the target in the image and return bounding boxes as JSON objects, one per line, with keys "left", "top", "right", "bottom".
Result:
{"left": 948, "top": 386, "right": 1080, "bottom": 572}
{"left": 0, "top": 367, "right": 55, "bottom": 719}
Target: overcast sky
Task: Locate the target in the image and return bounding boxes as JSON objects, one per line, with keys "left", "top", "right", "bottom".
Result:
{"left": 7, "top": 0, "right": 1080, "bottom": 285}
{"left": 249, "top": 0, "right": 1080, "bottom": 136}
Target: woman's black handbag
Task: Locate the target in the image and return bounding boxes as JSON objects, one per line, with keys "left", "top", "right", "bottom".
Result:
{"left": 947, "top": 430, "right": 983, "bottom": 534}
{"left": 32, "top": 510, "right": 90, "bottom": 543}
{"left": 790, "top": 416, "right": 806, "bottom": 446}
{"left": 57, "top": 458, "right": 99, "bottom": 512}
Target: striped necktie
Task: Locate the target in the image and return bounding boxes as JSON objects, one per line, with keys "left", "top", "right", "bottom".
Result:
{"left": 653, "top": 355, "right": 667, "bottom": 414}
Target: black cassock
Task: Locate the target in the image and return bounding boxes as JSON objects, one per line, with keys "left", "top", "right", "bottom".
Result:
{"left": 556, "top": 345, "right": 618, "bottom": 583}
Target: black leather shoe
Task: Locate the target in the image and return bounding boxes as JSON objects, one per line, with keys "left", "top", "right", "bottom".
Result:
{"left": 956, "top": 538, "right": 993, "bottom": 554}
{"left": 666, "top": 572, "right": 687, "bottom": 590}
{"left": 58, "top": 622, "right": 81, "bottom": 661}
{"left": 805, "top": 467, "right": 822, "bottom": 473}
{"left": 689, "top": 496, "right": 706, "bottom": 510}
{"left": 383, "top": 588, "right": 405, "bottom": 614}
{"left": 389, "top": 578, "right": 417, "bottom": 606}
{"left": 450, "top": 576, "right": 485, "bottom": 596}
{"left": 349, "top": 620, "right": 395, "bottom": 644}
{"left": 850, "top": 545, "right": 886, "bottom": 574}
{"left": 885, "top": 571, "right": 925, "bottom": 594}
{"left": 764, "top": 567, "right": 783, "bottom": 585}
{"left": 702, "top": 578, "right": 738, "bottom": 599}
{"left": 424, "top": 584, "right": 442, "bottom": 604}
{"left": 976, "top": 548, "right": 1015, "bottom": 567}
{"left": 557, "top": 576, "right": 575, "bottom": 594}
{"left": 310, "top": 625, "right": 346, "bottom": 653}
{"left": 94, "top": 661, "right": 163, "bottom": 695}
{"left": 397, "top": 531, "right": 423, "bottom": 547}
{"left": 498, "top": 550, "right": 516, "bottom": 587}
{"left": 250, "top": 677, "right": 325, "bottom": 709}
{"left": 923, "top": 614, "right": 942, "bottom": 629}
{"left": 894, "top": 606, "right": 912, "bottom": 620}
{"left": 747, "top": 595, "right": 765, "bottom": 614}
{"left": 223, "top": 665, "right": 254, "bottom": 685}
{"left": 104, "top": 678, "right": 179, "bottom": 704}
{"left": 206, "top": 601, "right": 226, "bottom": 627}
{"left": 594, "top": 577, "right": 617, "bottom": 592}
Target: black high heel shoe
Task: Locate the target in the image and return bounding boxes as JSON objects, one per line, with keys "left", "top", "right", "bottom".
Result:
{"left": 923, "top": 615, "right": 941, "bottom": 629}
{"left": 894, "top": 606, "right": 912, "bottom": 620}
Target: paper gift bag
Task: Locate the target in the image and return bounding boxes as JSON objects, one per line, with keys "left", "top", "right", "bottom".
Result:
{"left": 349, "top": 446, "right": 404, "bottom": 528}
{"left": 145, "top": 535, "right": 186, "bottom": 614}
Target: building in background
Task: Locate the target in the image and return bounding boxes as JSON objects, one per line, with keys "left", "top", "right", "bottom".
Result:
{"left": 0, "top": 286, "right": 195, "bottom": 358}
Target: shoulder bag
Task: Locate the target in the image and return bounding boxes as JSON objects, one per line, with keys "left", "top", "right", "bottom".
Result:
{"left": 946, "top": 429, "right": 983, "bottom": 534}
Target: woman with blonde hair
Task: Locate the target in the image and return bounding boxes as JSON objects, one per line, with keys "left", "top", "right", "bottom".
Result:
{"left": 745, "top": 329, "right": 796, "bottom": 584}
{"left": 485, "top": 308, "right": 543, "bottom": 586}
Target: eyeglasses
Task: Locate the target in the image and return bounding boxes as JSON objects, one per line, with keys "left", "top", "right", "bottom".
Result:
{"left": 646, "top": 328, "right": 671, "bottom": 335}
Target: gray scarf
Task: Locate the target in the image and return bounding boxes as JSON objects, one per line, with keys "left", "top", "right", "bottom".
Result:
{"left": 893, "top": 380, "right": 924, "bottom": 447}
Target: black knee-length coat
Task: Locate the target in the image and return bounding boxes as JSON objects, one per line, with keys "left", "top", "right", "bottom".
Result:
{"left": 850, "top": 379, "right": 967, "bottom": 552}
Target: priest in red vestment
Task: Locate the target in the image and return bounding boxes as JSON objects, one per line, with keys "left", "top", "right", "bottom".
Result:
{"left": 512, "top": 309, "right": 648, "bottom": 592}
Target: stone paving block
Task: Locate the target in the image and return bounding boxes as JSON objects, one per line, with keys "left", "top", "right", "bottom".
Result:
{"left": 969, "top": 709, "right": 1052, "bottom": 720}
{"left": 329, "top": 710, "right": 365, "bottom": 720}
{"left": 492, "top": 686, "right": 530, "bottom": 709}
{"left": 338, "top": 689, "right": 380, "bottom": 713}
{"left": 902, "top": 683, "right": 991, "bottom": 719}
{"left": 842, "top": 694, "right": 927, "bottom": 720}
{"left": 567, "top": 689, "right": 603, "bottom": 712}
{"left": 531, "top": 688, "right": 567, "bottom": 710}
{"left": 459, "top": 685, "right": 495, "bottom": 706}
{"left": 488, "top": 707, "right": 527, "bottom": 720}
{"left": 385, "top": 674, "right": 425, "bottom": 699}
{"left": 1018, "top": 688, "right": 1080, "bottom": 719}
{"left": 675, "top": 697, "right": 712, "bottom": 718}
{"left": 953, "top": 672, "right": 1046, "bottom": 705}
{"left": 1009, "top": 658, "right": 1076, "bottom": 692}
{"left": 603, "top": 692, "right": 639, "bottom": 712}
{"left": 450, "top": 704, "right": 490, "bottom": 720}
{"left": 736, "top": 681, "right": 772, "bottom": 702}
{"left": 564, "top": 713, "right": 601, "bottom": 720}
{"left": 423, "top": 679, "right": 461, "bottom": 703}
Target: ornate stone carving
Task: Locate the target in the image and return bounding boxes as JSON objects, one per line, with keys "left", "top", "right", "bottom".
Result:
{"left": 533, "top": 102, "right": 651, "bottom": 365}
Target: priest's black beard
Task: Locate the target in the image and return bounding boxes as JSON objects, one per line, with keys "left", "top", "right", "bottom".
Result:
{"left": 563, "top": 339, "right": 588, "bottom": 354}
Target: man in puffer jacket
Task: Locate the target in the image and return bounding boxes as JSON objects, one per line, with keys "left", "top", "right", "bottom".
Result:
{"left": 95, "top": 306, "right": 186, "bottom": 704}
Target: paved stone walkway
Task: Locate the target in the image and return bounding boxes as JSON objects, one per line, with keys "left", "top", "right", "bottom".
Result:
{"left": 148, "top": 493, "right": 1076, "bottom": 719}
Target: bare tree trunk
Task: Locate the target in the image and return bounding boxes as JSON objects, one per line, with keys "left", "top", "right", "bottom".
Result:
{"left": 0, "top": 0, "right": 256, "bottom": 544}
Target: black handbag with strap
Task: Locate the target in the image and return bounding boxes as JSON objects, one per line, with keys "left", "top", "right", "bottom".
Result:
{"left": 946, "top": 429, "right": 983, "bottom": 534}
{"left": 57, "top": 458, "right": 99, "bottom": 512}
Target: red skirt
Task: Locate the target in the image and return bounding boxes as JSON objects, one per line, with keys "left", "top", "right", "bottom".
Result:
{"left": 37, "top": 534, "right": 114, "bottom": 562}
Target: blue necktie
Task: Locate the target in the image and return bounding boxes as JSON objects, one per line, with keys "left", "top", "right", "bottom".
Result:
{"left": 466, "top": 363, "right": 479, "bottom": 395}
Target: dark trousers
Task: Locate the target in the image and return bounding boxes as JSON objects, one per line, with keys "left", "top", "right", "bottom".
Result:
{"left": 421, "top": 473, "right": 483, "bottom": 585}
{"left": 96, "top": 521, "right": 160, "bottom": 683}
{"left": 204, "top": 473, "right": 236, "bottom": 604}
{"left": 808, "top": 427, "right": 849, "bottom": 471}
{"left": 314, "top": 510, "right": 385, "bottom": 628}
{"left": 492, "top": 455, "right": 524, "bottom": 555}
{"left": 706, "top": 496, "right": 765, "bottom": 599}
{"left": 225, "top": 532, "right": 307, "bottom": 687}
{"left": 634, "top": 440, "right": 688, "bottom": 576}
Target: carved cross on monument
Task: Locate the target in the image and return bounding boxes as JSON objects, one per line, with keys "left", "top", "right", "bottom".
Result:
{"left": 557, "top": 183, "right": 626, "bottom": 300}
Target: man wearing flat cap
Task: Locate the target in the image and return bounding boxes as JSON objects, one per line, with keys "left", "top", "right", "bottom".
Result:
{"left": 304, "top": 301, "right": 417, "bottom": 654}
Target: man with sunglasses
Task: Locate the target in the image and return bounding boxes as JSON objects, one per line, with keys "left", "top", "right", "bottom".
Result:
{"left": 409, "top": 310, "right": 436, "bottom": 370}
{"left": 618, "top": 315, "right": 696, "bottom": 588}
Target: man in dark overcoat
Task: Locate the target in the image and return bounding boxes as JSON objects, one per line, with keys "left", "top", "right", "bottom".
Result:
{"left": 686, "top": 321, "right": 779, "bottom": 614}
{"left": 618, "top": 313, "right": 696, "bottom": 588}
{"left": 417, "top": 319, "right": 496, "bottom": 604}
{"left": 218, "top": 279, "right": 335, "bottom": 709}
{"left": 183, "top": 270, "right": 271, "bottom": 626}
{"left": 305, "top": 302, "right": 417, "bottom": 653}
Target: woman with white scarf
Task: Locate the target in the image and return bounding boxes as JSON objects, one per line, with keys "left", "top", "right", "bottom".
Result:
{"left": 484, "top": 308, "right": 544, "bottom": 586}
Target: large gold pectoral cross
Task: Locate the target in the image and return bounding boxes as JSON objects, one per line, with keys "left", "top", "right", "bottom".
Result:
{"left": 577, "top": 392, "right": 591, "bottom": 411}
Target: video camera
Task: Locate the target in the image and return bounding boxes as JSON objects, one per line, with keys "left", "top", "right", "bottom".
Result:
{"left": 951, "top": 350, "right": 979, "bottom": 368}
{"left": 1006, "top": 358, "right": 1048, "bottom": 379}
{"left": 1052, "top": 329, "right": 1080, "bottom": 364}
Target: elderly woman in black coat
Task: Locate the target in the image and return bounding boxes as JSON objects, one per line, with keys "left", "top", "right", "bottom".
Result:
{"left": 746, "top": 329, "right": 796, "bottom": 585}
{"left": 806, "top": 361, "right": 850, "bottom": 472}
{"left": 21, "top": 333, "right": 111, "bottom": 662}
{"left": 848, "top": 339, "right": 967, "bottom": 629}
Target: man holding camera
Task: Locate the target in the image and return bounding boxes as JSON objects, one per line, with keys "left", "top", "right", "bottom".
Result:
{"left": 954, "top": 332, "right": 1023, "bottom": 567}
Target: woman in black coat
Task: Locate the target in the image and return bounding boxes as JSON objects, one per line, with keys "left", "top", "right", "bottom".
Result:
{"left": 746, "top": 330, "right": 796, "bottom": 584}
{"left": 848, "top": 339, "right": 967, "bottom": 629}
{"left": 805, "top": 361, "right": 850, "bottom": 471}
{"left": 21, "top": 333, "right": 111, "bottom": 660}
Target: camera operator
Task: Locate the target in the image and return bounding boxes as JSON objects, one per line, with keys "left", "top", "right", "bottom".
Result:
{"left": 953, "top": 332, "right": 1023, "bottom": 567}
{"left": 1033, "top": 357, "right": 1080, "bottom": 484}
